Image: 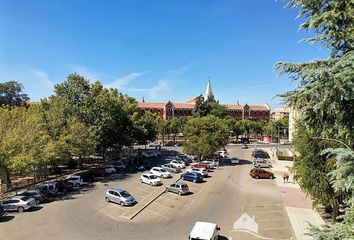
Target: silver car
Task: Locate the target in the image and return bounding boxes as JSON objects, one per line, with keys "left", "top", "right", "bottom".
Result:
{"left": 1, "top": 196, "right": 36, "bottom": 212}
{"left": 105, "top": 188, "right": 136, "bottom": 206}
{"left": 161, "top": 163, "right": 181, "bottom": 173}
{"left": 165, "top": 182, "right": 189, "bottom": 195}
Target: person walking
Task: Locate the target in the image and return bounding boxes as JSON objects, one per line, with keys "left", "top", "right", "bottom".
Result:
{"left": 282, "top": 173, "right": 286, "bottom": 183}
{"left": 285, "top": 173, "right": 289, "bottom": 183}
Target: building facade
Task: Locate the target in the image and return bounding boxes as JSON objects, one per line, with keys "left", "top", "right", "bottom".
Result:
{"left": 137, "top": 80, "right": 271, "bottom": 122}
{"left": 271, "top": 108, "right": 289, "bottom": 121}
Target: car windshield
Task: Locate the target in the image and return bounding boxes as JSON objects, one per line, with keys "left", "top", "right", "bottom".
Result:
{"left": 149, "top": 175, "right": 157, "bottom": 179}
{"left": 20, "top": 196, "right": 31, "bottom": 201}
{"left": 119, "top": 191, "right": 131, "bottom": 198}
{"left": 160, "top": 169, "right": 166, "bottom": 172}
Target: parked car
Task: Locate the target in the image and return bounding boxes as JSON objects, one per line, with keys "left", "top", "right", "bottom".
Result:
{"left": 181, "top": 172, "right": 203, "bottom": 183}
{"left": 241, "top": 144, "right": 249, "bottom": 149}
{"left": 191, "top": 163, "right": 208, "bottom": 170}
{"left": 250, "top": 168, "right": 274, "bottom": 179}
{"left": 0, "top": 205, "right": 4, "bottom": 216}
{"left": 161, "top": 163, "right": 181, "bottom": 173}
{"left": 202, "top": 159, "right": 219, "bottom": 168}
{"left": 105, "top": 188, "right": 136, "bottom": 206}
{"left": 93, "top": 167, "right": 106, "bottom": 177}
{"left": 170, "top": 160, "right": 186, "bottom": 169}
{"left": 252, "top": 149, "right": 270, "bottom": 159}
{"left": 163, "top": 141, "right": 174, "bottom": 146}
{"left": 65, "top": 175, "right": 83, "bottom": 187}
{"left": 187, "top": 168, "right": 208, "bottom": 177}
{"left": 231, "top": 157, "right": 240, "bottom": 164}
{"left": 136, "top": 161, "right": 151, "bottom": 171}
{"left": 185, "top": 154, "right": 197, "bottom": 161}
{"left": 280, "top": 141, "right": 291, "bottom": 145}
{"left": 77, "top": 169, "right": 95, "bottom": 182}
{"left": 150, "top": 167, "right": 172, "bottom": 178}
{"left": 17, "top": 190, "right": 46, "bottom": 204}
{"left": 139, "top": 174, "right": 162, "bottom": 186}
{"left": 149, "top": 141, "right": 160, "bottom": 147}
{"left": 142, "top": 151, "right": 158, "bottom": 158}
{"left": 165, "top": 182, "right": 189, "bottom": 195}
{"left": 56, "top": 179, "right": 74, "bottom": 192}
{"left": 189, "top": 221, "right": 220, "bottom": 240}
{"left": 112, "top": 161, "right": 126, "bottom": 171}
{"left": 217, "top": 150, "right": 227, "bottom": 158}
{"left": 103, "top": 165, "right": 117, "bottom": 174}
{"left": 1, "top": 196, "right": 36, "bottom": 212}
{"left": 253, "top": 158, "right": 272, "bottom": 168}
{"left": 34, "top": 182, "right": 59, "bottom": 196}
{"left": 174, "top": 155, "right": 192, "bottom": 165}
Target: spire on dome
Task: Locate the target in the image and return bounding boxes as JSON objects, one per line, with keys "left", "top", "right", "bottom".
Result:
{"left": 204, "top": 76, "right": 215, "bottom": 102}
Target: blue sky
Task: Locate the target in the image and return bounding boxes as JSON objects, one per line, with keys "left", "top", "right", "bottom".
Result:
{"left": 0, "top": 0, "right": 329, "bottom": 108}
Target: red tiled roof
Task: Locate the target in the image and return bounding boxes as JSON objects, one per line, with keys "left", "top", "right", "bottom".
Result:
{"left": 137, "top": 102, "right": 166, "bottom": 108}
{"left": 138, "top": 102, "right": 270, "bottom": 111}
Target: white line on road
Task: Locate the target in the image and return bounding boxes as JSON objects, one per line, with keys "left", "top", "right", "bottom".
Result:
{"left": 144, "top": 209, "right": 170, "bottom": 220}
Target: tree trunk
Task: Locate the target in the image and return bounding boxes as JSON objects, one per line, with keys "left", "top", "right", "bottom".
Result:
{"left": 332, "top": 198, "right": 340, "bottom": 222}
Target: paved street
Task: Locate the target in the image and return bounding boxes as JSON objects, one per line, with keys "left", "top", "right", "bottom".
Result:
{"left": 0, "top": 145, "right": 294, "bottom": 240}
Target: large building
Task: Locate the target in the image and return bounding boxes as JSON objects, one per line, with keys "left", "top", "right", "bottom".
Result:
{"left": 137, "top": 80, "right": 271, "bottom": 121}
{"left": 271, "top": 108, "right": 289, "bottom": 121}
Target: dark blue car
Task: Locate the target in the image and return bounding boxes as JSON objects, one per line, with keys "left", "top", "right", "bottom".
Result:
{"left": 181, "top": 172, "right": 203, "bottom": 183}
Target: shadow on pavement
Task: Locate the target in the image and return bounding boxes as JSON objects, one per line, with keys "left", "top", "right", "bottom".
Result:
{"left": 0, "top": 215, "right": 15, "bottom": 223}
{"left": 26, "top": 206, "right": 43, "bottom": 212}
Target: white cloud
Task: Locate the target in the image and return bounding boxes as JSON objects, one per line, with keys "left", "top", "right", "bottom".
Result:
{"left": 30, "top": 69, "right": 55, "bottom": 88}
{"left": 148, "top": 80, "right": 170, "bottom": 98}
{"left": 68, "top": 65, "right": 105, "bottom": 81}
{"left": 105, "top": 72, "right": 144, "bottom": 89}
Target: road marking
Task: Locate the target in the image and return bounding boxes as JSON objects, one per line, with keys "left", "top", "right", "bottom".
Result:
{"left": 144, "top": 209, "right": 169, "bottom": 220}
{"left": 102, "top": 212, "right": 118, "bottom": 220}
{"left": 152, "top": 201, "right": 179, "bottom": 213}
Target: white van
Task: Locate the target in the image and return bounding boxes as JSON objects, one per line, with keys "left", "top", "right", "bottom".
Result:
{"left": 253, "top": 158, "right": 272, "bottom": 168}
{"left": 189, "top": 221, "right": 220, "bottom": 240}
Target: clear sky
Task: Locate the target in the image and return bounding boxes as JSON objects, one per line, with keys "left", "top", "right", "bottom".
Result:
{"left": 0, "top": 0, "right": 329, "bottom": 108}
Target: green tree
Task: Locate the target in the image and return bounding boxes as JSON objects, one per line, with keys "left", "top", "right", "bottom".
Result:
{"left": 192, "top": 95, "right": 209, "bottom": 117}
{"left": 0, "top": 81, "right": 29, "bottom": 107}
{"left": 0, "top": 107, "right": 50, "bottom": 187}
{"left": 277, "top": 0, "right": 354, "bottom": 236}
{"left": 183, "top": 116, "right": 229, "bottom": 160}
{"left": 131, "top": 110, "right": 159, "bottom": 145}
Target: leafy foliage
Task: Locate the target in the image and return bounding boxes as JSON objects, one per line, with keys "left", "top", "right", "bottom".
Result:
{"left": 286, "top": 0, "right": 354, "bottom": 56}
{"left": 183, "top": 116, "right": 229, "bottom": 159}
{"left": 0, "top": 81, "right": 29, "bottom": 107}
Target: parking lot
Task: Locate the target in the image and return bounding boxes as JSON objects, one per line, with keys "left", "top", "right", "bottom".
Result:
{"left": 0, "top": 145, "right": 294, "bottom": 240}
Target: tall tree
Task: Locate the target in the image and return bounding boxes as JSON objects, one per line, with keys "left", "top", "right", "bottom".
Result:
{"left": 0, "top": 81, "right": 29, "bottom": 107}
{"left": 183, "top": 116, "right": 229, "bottom": 160}
{"left": 277, "top": 0, "right": 354, "bottom": 236}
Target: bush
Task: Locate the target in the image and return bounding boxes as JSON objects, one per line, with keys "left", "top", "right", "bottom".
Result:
{"left": 276, "top": 150, "right": 296, "bottom": 161}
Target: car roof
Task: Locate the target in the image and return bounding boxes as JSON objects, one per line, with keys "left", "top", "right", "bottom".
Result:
{"left": 152, "top": 167, "right": 162, "bottom": 170}
{"left": 175, "top": 181, "right": 187, "bottom": 186}
{"left": 108, "top": 188, "right": 125, "bottom": 192}
{"left": 143, "top": 173, "right": 156, "bottom": 177}
{"left": 190, "top": 221, "right": 217, "bottom": 239}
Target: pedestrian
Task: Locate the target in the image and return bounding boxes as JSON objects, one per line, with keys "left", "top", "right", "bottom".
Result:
{"left": 282, "top": 173, "right": 286, "bottom": 183}
{"left": 285, "top": 173, "right": 289, "bottom": 183}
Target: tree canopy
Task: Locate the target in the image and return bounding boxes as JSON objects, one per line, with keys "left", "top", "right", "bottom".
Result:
{"left": 0, "top": 81, "right": 29, "bottom": 107}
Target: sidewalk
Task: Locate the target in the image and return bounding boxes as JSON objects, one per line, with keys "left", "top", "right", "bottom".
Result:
{"left": 266, "top": 148, "right": 325, "bottom": 240}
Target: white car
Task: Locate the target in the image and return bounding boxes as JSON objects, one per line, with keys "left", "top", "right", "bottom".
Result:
{"left": 139, "top": 174, "right": 162, "bottom": 186}
{"left": 231, "top": 157, "right": 240, "bottom": 164}
{"left": 150, "top": 167, "right": 172, "bottom": 178}
{"left": 202, "top": 159, "right": 219, "bottom": 168}
{"left": 189, "top": 221, "right": 220, "bottom": 240}
{"left": 104, "top": 165, "right": 117, "bottom": 174}
{"left": 218, "top": 150, "right": 227, "bottom": 158}
{"left": 187, "top": 168, "right": 208, "bottom": 177}
{"left": 66, "top": 175, "right": 83, "bottom": 187}
{"left": 170, "top": 160, "right": 186, "bottom": 169}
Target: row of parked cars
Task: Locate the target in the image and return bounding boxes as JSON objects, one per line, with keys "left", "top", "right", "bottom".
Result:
{"left": 104, "top": 154, "right": 222, "bottom": 206}
{"left": 249, "top": 149, "right": 274, "bottom": 179}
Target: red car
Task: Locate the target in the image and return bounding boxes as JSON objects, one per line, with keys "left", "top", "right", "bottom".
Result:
{"left": 191, "top": 163, "right": 208, "bottom": 170}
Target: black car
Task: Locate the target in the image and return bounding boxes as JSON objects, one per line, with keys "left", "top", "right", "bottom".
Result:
{"left": 136, "top": 162, "right": 151, "bottom": 171}
{"left": 0, "top": 205, "right": 4, "bottom": 216}
{"left": 56, "top": 180, "right": 74, "bottom": 192}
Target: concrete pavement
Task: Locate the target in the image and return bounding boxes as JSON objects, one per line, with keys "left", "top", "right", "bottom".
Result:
{"left": 264, "top": 148, "right": 325, "bottom": 240}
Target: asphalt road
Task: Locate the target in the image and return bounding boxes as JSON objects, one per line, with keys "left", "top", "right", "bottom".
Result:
{"left": 0, "top": 145, "right": 294, "bottom": 240}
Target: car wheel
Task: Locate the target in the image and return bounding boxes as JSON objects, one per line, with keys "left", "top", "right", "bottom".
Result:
{"left": 75, "top": 183, "right": 80, "bottom": 187}
{"left": 255, "top": 175, "right": 259, "bottom": 179}
{"left": 120, "top": 201, "right": 124, "bottom": 206}
{"left": 166, "top": 188, "right": 169, "bottom": 192}
{"left": 17, "top": 206, "right": 24, "bottom": 213}
{"left": 105, "top": 197, "right": 110, "bottom": 202}
{"left": 35, "top": 199, "right": 40, "bottom": 205}
{"left": 269, "top": 175, "right": 274, "bottom": 179}
{"left": 140, "top": 179, "right": 143, "bottom": 183}
{"left": 178, "top": 191, "right": 182, "bottom": 196}
{"left": 150, "top": 182, "right": 153, "bottom": 186}
{"left": 193, "top": 179, "right": 197, "bottom": 183}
